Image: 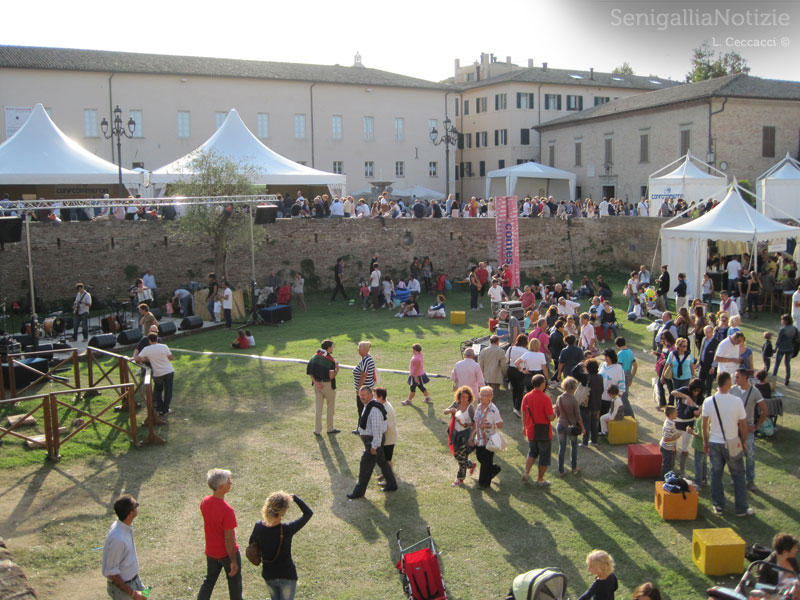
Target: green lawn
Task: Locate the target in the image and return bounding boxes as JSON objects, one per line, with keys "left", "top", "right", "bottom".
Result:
{"left": 1, "top": 277, "right": 798, "bottom": 599}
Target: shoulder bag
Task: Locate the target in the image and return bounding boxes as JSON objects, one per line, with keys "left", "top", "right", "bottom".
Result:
{"left": 574, "top": 383, "right": 590, "bottom": 408}
{"left": 486, "top": 426, "right": 507, "bottom": 452}
{"left": 246, "top": 522, "right": 284, "bottom": 567}
{"left": 661, "top": 352, "right": 674, "bottom": 380}
{"left": 712, "top": 394, "right": 744, "bottom": 461}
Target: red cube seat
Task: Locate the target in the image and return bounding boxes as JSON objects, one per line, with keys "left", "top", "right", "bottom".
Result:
{"left": 628, "top": 443, "right": 662, "bottom": 478}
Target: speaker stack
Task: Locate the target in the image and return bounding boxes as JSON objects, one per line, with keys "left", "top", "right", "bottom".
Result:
{"left": 88, "top": 334, "right": 117, "bottom": 349}
{"left": 158, "top": 321, "right": 177, "bottom": 337}
{"left": 0, "top": 217, "right": 22, "bottom": 244}
{"left": 254, "top": 205, "right": 278, "bottom": 224}
{"left": 180, "top": 315, "right": 204, "bottom": 330}
{"left": 259, "top": 304, "right": 292, "bottom": 325}
{"left": 117, "top": 328, "right": 143, "bottom": 346}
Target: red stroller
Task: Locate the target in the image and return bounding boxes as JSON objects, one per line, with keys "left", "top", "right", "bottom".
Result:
{"left": 396, "top": 527, "right": 448, "bottom": 600}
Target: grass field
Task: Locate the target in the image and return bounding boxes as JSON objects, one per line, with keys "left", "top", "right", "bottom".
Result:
{"left": 1, "top": 276, "right": 798, "bottom": 600}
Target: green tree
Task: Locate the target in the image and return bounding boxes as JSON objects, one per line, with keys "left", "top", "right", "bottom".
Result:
{"left": 612, "top": 62, "right": 634, "bottom": 76}
{"left": 167, "top": 150, "right": 264, "bottom": 279}
{"left": 686, "top": 41, "right": 750, "bottom": 82}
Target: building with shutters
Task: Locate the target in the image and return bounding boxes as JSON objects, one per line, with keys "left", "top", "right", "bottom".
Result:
{"left": 0, "top": 46, "right": 453, "bottom": 197}
{"left": 449, "top": 52, "right": 679, "bottom": 200}
{"left": 534, "top": 74, "right": 800, "bottom": 205}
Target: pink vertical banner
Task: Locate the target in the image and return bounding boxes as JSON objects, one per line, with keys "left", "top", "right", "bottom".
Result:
{"left": 495, "top": 196, "right": 520, "bottom": 288}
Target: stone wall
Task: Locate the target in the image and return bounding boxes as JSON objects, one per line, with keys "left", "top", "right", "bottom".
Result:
{"left": 0, "top": 217, "right": 663, "bottom": 307}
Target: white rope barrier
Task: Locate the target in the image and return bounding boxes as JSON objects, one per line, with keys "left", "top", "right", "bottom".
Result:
{"left": 169, "top": 348, "right": 450, "bottom": 378}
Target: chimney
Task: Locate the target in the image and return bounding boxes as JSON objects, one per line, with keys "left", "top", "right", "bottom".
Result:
{"left": 542, "top": 62, "right": 548, "bottom": 70}
{"left": 590, "top": 67, "right": 594, "bottom": 80}
{"left": 506, "top": 56, "right": 511, "bottom": 64}
{"left": 454, "top": 58, "right": 460, "bottom": 76}
{"left": 528, "top": 58, "right": 534, "bottom": 68}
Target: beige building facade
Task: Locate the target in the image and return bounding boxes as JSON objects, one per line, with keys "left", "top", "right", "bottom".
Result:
{"left": 0, "top": 47, "right": 455, "bottom": 197}
{"left": 450, "top": 53, "right": 680, "bottom": 200}
{"left": 535, "top": 74, "right": 800, "bottom": 204}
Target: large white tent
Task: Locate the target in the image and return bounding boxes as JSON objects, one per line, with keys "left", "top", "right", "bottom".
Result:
{"left": 757, "top": 152, "right": 800, "bottom": 219}
{"left": 661, "top": 182, "right": 799, "bottom": 299}
{"left": 151, "top": 109, "right": 345, "bottom": 195}
{"left": 0, "top": 103, "right": 141, "bottom": 185}
{"left": 648, "top": 152, "right": 727, "bottom": 216}
{"left": 485, "top": 161, "right": 576, "bottom": 201}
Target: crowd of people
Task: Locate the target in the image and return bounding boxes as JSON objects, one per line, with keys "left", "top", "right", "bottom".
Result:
{"left": 94, "top": 253, "right": 800, "bottom": 600}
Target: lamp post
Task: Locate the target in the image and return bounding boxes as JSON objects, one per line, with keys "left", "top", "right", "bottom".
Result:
{"left": 101, "top": 105, "right": 135, "bottom": 193}
{"left": 429, "top": 116, "right": 459, "bottom": 200}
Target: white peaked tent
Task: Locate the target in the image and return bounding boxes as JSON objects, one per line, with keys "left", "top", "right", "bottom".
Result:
{"left": 757, "top": 153, "right": 800, "bottom": 218}
{"left": 0, "top": 103, "right": 141, "bottom": 185}
{"left": 648, "top": 152, "right": 727, "bottom": 216}
{"left": 485, "top": 162, "right": 576, "bottom": 201}
{"left": 661, "top": 182, "right": 799, "bottom": 300}
{"left": 151, "top": 109, "right": 345, "bottom": 194}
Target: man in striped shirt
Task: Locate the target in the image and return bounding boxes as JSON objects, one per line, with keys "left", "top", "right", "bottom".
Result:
{"left": 351, "top": 341, "right": 377, "bottom": 432}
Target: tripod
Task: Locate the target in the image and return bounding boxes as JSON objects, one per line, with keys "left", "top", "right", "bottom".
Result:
{"left": 243, "top": 279, "right": 272, "bottom": 327}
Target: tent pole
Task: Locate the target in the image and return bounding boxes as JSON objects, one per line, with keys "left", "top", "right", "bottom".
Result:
{"left": 651, "top": 234, "right": 661, "bottom": 278}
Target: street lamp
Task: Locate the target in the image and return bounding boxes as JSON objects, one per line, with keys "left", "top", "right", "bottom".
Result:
{"left": 101, "top": 105, "right": 136, "bottom": 193}
{"left": 429, "top": 116, "right": 459, "bottom": 200}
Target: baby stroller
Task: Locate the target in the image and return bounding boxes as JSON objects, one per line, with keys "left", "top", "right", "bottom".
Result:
{"left": 396, "top": 527, "right": 448, "bottom": 600}
{"left": 707, "top": 560, "right": 798, "bottom": 599}
{"left": 505, "top": 568, "right": 568, "bottom": 600}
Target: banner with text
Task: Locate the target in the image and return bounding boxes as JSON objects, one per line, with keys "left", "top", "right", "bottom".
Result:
{"left": 495, "top": 196, "right": 520, "bottom": 288}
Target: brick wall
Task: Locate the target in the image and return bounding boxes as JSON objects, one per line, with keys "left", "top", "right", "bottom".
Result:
{"left": 0, "top": 217, "right": 663, "bottom": 307}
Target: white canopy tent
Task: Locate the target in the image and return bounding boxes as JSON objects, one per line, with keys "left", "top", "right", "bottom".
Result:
{"left": 151, "top": 109, "right": 346, "bottom": 195}
{"left": 648, "top": 152, "right": 727, "bottom": 216}
{"left": 485, "top": 161, "right": 576, "bottom": 201}
{"left": 392, "top": 185, "right": 445, "bottom": 200}
{"left": 0, "top": 103, "right": 141, "bottom": 186}
{"left": 661, "top": 181, "right": 799, "bottom": 300}
{"left": 757, "top": 153, "right": 800, "bottom": 218}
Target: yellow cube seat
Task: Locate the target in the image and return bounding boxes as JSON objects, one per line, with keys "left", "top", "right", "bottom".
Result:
{"left": 655, "top": 481, "right": 699, "bottom": 520}
{"left": 607, "top": 416, "right": 637, "bottom": 445}
{"left": 692, "top": 528, "right": 745, "bottom": 575}
{"left": 450, "top": 311, "right": 466, "bottom": 325}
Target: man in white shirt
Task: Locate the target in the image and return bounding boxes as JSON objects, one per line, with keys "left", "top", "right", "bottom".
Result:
{"left": 487, "top": 279, "right": 507, "bottom": 317}
{"left": 521, "top": 197, "right": 531, "bottom": 217}
{"left": 450, "top": 348, "right": 486, "bottom": 398}
{"left": 719, "top": 290, "right": 740, "bottom": 318}
{"left": 598, "top": 197, "right": 610, "bottom": 217}
{"left": 726, "top": 257, "right": 742, "bottom": 293}
{"left": 557, "top": 296, "right": 580, "bottom": 316}
{"left": 702, "top": 371, "right": 752, "bottom": 517}
{"left": 714, "top": 331, "right": 744, "bottom": 375}
{"left": 102, "top": 494, "right": 147, "bottom": 599}
{"left": 135, "top": 333, "right": 175, "bottom": 416}
{"left": 72, "top": 282, "right": 92, "bottom": 341}
{"left": 637, "top": 197, "right": 649, "bottom": 217}
{"left": 142, "top": 268, "right": 157, "bottom": 305}
{"left": 221, "top": 281, "right": 233, "bottom": 328}
{"left": 329, "top": 197, "right": 345, "bottom": 217}
{"left": 407, "top": 276, "right": 421, "bottom": 296}
{"left": 579, "top": 312, "right": 597, "bottom": 355}
{"left": 369, "top": 263, "right": 382, "bottom": 310}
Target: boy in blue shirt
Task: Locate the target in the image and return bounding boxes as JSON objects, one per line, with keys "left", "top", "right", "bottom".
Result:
{"left": 615, "top": 337, "right": 637, "bottom": 417}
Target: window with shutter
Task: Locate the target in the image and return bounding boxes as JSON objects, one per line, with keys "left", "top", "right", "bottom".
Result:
{"left": 520, "top": 129, "right": 530, "bottom": 145}
{"left": 762, "top": 126, "right": 776, "bottom": 158}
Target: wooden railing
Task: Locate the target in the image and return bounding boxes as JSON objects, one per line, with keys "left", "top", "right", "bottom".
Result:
{"left": 0, "top": 346, "right": 165, "bottom": 459}
{"left": 0, "top": 348, "right": 80, "bottom": 400}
